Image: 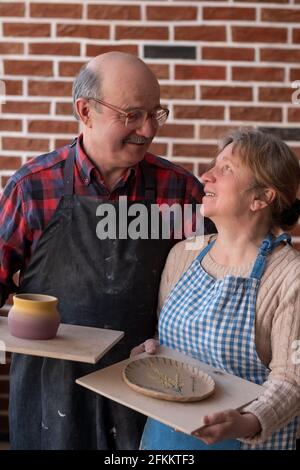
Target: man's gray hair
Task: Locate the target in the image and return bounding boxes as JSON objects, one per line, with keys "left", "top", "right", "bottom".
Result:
{"left": 72, "top": 65, "right": 101, "bottom": 120}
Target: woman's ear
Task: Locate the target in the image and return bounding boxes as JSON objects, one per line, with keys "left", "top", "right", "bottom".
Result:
{"left": 250, "top": 188, "right": 276, "bottom": 212}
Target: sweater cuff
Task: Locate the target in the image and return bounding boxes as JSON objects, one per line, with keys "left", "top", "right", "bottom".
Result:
{"left": 238, "top": 401, "right": 278, "bottom": 444}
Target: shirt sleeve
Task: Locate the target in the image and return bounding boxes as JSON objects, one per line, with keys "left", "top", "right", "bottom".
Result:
{"left": 239, "top": 274, "right": 300, "bottom": 444}
{"left": 0, "top": 178, "right": 31, "bottom": 307}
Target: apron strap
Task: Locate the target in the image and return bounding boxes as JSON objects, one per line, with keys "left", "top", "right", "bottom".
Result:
{"left": 250, "top": 232, "right": 291, "bottom": 280}
{"left": 140, "top": 159, "right": 156, "bottom": 203}
{"left": 195, "top": 232, "right": 291, "bottom": 280}
{"left": 196, "top": 238, "right": 216, "bottom": 263}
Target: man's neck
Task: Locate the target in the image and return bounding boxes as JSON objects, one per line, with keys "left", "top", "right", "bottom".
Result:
{"left": 97, "top": 165, "right": 129, "bottom": 192}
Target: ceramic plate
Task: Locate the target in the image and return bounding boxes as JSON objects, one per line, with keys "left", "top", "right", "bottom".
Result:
{"left": 122, "top": 356, "right": 215, "bottom": 402}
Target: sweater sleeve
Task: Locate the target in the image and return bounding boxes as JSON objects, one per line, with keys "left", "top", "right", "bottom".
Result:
{"left": 239, "top": 273, "right": 300, "bottom": 444}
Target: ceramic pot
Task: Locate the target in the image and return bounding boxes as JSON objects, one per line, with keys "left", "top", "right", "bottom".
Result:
{"left": 8, "top": 294, "right": 60, "bottom": 340}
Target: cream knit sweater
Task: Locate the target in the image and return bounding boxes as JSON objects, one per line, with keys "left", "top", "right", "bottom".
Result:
{"left": 157, "top": 235, "right": 300, "bottom": 444}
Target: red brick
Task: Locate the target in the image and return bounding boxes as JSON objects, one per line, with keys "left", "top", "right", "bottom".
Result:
{"left": 262, "top": 8, "right": 300, "bottom": 22}
{"left": 174, "top": 161, "right": 194, "bottom": 173}
{"left": 3, "top": 22, "right": 51, "bottom": 37}
{"left": 86, "top": 45, "right": 138, "bottom": 58}
{"left": 28, "top": 80, "right": 72, "bottom": 97}
{"left": 59, "top": 62, "right": 86, "bottom": 77}
{"left": 55, "top": 138, "right": 72, "bottom": 148}
{"left": 232, "top": 67, "right": 284, "bottom": 82}
{"left": 0, "top": 119, "right": 22, "bottom": 131}
{"left": 198, "top": 162, "right": 212, "bottom": 178}
{"left": 173, "top": 144, "right": 217, "bottom": 158}
{"left": 199, "top": 125, "right": 238, "bottom": 140}
{"left": 147, "top": 63, "right": 169, "bottom": 80}
{"left": 176, "top": 65, "right": 225, "bottom": 80}
{"left": 260, "top": 48, "right": 300, "bottom": 63}
{"left": 201, "top": 86, "right": 252, "bottom": 101}
{"left": 30, "top": 3, "right": 82, "bottom": 18}
{"left": 56, "top": 103, "right": 73, "bottom": 115}
{"left": 2, "top": 137, "right": 49, "bottom": 152}
{"left": 0, "top": 43, "right": 24, "bottom": 54}
{"left": 147, "top": 6, "right": 197, "bottom": 21}
{"left": 290, "top": 69, "right": 300, "bottom": 81}
{"left": 202, "top": 46, "right": 254, "bottom": 61}
{"left": 0, "top": 156, "right": 22, "bottom": 170}
{"left": 57, "top": 24, "right": 109, "bottom": 39}
{"left": 2, "top": 80, "right": 23, "bottom": 95}
{"left": 0, "top": 3, "right": 25, "bottom": 16}
{"left": 2, "top": 101, "right": 50, "bottom": 114}
{"left": 259, "top": 87, "right": 293, "bottom": 103}
{"left": 28, "top": 120, "right": 78, "bottom": 134}
{"left": 148, "top": 143, "right": 167, "bottom": 157}
{"left": 204, "top": 7, "right": 255, "bottom": 20}
{"left": 291, "top": 147, "right": 300, "bottom": 159}
{"left": 88, "top": 4, "right": 140, "bottom": 20}
{"left": 29, "top": 42, "right": 80, "bottom": 56}
{"left": 174, "top": 105, "right": 224, "bottom": 120}
{"left": 4, "top": 60, "right": 53, "bottom": 76}
{"left": 175, "top": 26, "right": 226, "bottom": 42}
{"left": 160, "top": 85, "right": 195, "bottom": 100}
{"left": 116, "top": 26, "right": 168, "bottom": 41}
{"left": 157, "top": 124, "right": 194, "bottom": 139}
{"left": 232, "top": 26, "right": 287, "bottom": 43}
{"left": 290, "top": 224, "right": 300, "bottom": 237}
{"left": 288, "top": 108, "right": 300, "bottom": 122}
{"left": 293, "top": 30, "right": 300, "bottom": 44}
{"left": 230, "top": 106, "right": 282, "bottom": 122}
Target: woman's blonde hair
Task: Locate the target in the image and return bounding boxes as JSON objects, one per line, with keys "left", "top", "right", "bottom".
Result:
{"left": 220, "top": 128, "right": 300, "bottom": 229}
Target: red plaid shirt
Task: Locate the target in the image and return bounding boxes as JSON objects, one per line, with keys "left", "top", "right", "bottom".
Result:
{"left": 0, "top": 135, "right": 207, "bottom": 306}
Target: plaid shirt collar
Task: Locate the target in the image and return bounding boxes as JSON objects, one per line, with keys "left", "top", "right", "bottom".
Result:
{"left": 75, "top": 134, "right": 137, "bottom": 189}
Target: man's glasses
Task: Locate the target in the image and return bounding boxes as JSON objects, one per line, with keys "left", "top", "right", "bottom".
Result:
{"left": 86, "top": 97, "right": 169, "bottom": 130}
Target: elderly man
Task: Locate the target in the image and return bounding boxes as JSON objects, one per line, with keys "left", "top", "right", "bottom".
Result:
{"left": 0, "top": 52, "right": 211, "bottom": 449}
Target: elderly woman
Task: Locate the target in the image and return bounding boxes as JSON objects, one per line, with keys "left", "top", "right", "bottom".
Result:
{"left": 133, "top": 129, "right": 300, "bottom": 450}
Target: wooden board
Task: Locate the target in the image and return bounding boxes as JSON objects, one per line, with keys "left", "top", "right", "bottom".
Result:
{"left": 76, "top": 346, "right": 264, "bottom": 435}
{"left": 0, "top": 317, "right": 124, "bottom": 364}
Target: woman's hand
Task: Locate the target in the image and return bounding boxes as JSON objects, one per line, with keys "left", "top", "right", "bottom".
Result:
{"left": 130, "top": 339, "right": 159, "bottom": 357}
{"left": 192, "top": 410, "right": 261, "bottom": 445}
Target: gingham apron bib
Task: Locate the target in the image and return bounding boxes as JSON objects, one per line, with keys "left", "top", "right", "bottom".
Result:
{"left": 154, "top": 233, "right": 297, "bottom": 450}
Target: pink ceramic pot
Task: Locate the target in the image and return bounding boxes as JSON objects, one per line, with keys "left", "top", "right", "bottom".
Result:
{"left": 8, "top": 294, "right": 60, "bottom": 340}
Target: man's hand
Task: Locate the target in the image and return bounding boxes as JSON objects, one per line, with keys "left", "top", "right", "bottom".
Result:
{"left": 130, "top": 339, "right": 159, "bottom": 357}
{"left": 192, "top": 410, "right": 261, "bottom": 445}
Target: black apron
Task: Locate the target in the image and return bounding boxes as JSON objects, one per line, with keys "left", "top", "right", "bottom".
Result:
{"left": 9, "top": 141, "right": 177, "bottom": 449}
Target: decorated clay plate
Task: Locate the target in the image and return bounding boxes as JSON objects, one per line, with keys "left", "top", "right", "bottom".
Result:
{"left": 122, "top": 356, "right": 215, "bottom": 402}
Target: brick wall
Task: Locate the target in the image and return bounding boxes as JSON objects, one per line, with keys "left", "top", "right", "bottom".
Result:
{"left": 1, "top": 0, "right": 300, "bottom": 185}
{"left": 0, "top": 0, "right": 298, "bottom": 227}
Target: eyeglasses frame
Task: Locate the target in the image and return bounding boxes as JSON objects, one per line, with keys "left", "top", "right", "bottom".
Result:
{"left": 85, "top": 97, "right": 169, "bottom": 128}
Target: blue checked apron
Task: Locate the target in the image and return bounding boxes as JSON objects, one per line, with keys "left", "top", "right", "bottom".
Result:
{"left": 141, "top": 233, "right": 298, "bottom": 450}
